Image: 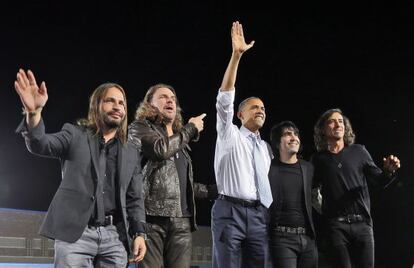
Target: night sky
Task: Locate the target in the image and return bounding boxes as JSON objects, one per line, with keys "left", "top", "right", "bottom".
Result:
{"left": 1, "top": 1, "right": 413, "bottom": 265}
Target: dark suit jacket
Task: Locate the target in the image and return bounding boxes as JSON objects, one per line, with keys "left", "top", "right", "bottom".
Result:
{"left": 17, "top": 119, "right": 145, "bottom": 254}
{"left": 268, "top": 159, "right": 316, "bottom": 238}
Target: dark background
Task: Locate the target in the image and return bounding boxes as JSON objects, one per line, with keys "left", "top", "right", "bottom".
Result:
{"left": 0, "top": 1, "right": 413, "bottom": 266}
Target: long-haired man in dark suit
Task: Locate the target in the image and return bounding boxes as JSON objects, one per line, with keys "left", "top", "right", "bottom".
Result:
{"left": 14, "top": 69, "right": 146, "bottom": 267}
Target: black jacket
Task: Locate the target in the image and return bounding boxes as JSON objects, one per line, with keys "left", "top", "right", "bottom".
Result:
{"left": 268, "top": 159, "right": 316, "bottom": 238}
{"left": 128, "top": 119, "right": 207, "bottom": 231}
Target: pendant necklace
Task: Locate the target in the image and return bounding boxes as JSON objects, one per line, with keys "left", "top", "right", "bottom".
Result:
{"left": 331, "top": 152, "right": 343, "bottom": 169}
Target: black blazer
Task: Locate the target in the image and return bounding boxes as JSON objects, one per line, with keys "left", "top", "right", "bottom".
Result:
{"left": 268, "top": 159, "right": 316, "bottom": 238}
{"left": 17, "top": 119, "right": 145, "bottom": 254}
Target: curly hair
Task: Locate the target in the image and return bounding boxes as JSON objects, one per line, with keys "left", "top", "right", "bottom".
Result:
{"left": 313, "top": 108, "right": 355, "bottom": 152}
{"left": 77, "top": 82, "right": 128, "bottom": 144}
{"left": 134, "top": 83, "right": 183, "bottom": 131}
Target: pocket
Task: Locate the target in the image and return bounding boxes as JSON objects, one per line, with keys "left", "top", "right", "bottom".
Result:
{"left": 212, "top": 200, "right": 233, "bottom": 221}
{"left": 212, "top": 202, "right": 235, "bottom": 246}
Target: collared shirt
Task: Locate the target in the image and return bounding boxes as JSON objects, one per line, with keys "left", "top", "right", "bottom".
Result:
{"left": 91, "top": 136, "right": 119, "bottom": 223}
{"left": 214, "top": 89, "right": 271, "bottom": 200}
{"left": 102, "top": 137, "right": 118, "bottom": 216}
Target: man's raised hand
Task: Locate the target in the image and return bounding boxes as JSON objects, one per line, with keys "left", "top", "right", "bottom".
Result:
{"left": 14, "top": 69, "right": 48, "bottom": 113}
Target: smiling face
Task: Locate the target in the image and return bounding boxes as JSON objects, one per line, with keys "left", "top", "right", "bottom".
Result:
{"left": 99, "top": 86, "right": 126, "bottom": 129}
{"left": 279, "top": 127, "right": 301, "bottom": 157}
{"left": 150, "top": 87, "right": 177, "bottom": 123}
{"left": 237, "top": 98, "right": 266, "bottom": 132}
{"left": 324, "top": 112, "right": 345, "bottom": 142}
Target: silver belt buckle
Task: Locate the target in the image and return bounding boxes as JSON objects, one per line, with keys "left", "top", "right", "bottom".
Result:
{"left": 106, "top": 215, "right": 113, "bottom": 225}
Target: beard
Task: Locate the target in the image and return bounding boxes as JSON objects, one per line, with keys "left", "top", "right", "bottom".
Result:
{"left": 160, "top": 110, "right": 176, "bottom": 122}
{"left": 101, "top": 113, "right": 123, "bottom": 129}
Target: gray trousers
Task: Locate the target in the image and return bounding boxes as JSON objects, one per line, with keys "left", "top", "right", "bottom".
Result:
{"left": 54, "top": 225, "right": 128, "bottom": 268}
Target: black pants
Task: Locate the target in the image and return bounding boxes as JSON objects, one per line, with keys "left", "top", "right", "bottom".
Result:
{"left": 269, "top": 230, "right": 318, "bottom": 268}
{"left": 327, "top": 220, "right": 374, "bottom": 268}
{"left": 140, "top": 216, "right": 192, "bottom": 268}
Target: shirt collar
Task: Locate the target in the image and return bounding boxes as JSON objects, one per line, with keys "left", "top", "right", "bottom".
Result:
{"left": 99, "top": 135, "right": 118, "bottom": 149}
{"left": 240, "top": 125, "right": 262, "bottom": 141}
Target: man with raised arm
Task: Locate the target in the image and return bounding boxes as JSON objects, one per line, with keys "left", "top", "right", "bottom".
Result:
{"left": 212, "top": 21, "right": 273, "bottom": 268}
{"left": 14, "top": 69, "right": 146, "bottom": 267}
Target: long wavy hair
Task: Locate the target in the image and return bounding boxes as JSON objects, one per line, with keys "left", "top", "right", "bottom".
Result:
{"left": 134, "top": 83, "right": 183, "bottom": 131}
{"left": 313, "top": 108, "right": 355, "bottom": 152}
{"left": 77, "top": 83, "right": 128, "bottom": 144}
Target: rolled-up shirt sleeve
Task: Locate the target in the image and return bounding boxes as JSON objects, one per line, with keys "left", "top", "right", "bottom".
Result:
{"left": 216, "top": 89, "right": 236, "bottom": 140}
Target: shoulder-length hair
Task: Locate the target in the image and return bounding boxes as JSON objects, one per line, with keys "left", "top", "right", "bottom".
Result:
{"left": 77, "top": 82, "right": 128, "bottom": 144}
{"left": 134, "top": 83, "right": 183, "bottom": 131}
{"left": 313, "top": 108, "right": 355, "bottom": 152}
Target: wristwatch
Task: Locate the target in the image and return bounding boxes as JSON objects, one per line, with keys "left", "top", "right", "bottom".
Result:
{"left": 133, "top": 232, "right": 147, "bottom": 241}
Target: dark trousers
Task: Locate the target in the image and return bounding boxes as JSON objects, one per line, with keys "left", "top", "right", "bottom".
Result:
{"left": 139, "top": 216, "right": 192, "bottom": 268}
{"left": 211, "top": 199, "right": 269, "bottom": 268}
{"left": 327, "top": 220, "right": 374, "bottom": 268}
{"left": 269, "top": 230, "right": 318, "bottom": 268}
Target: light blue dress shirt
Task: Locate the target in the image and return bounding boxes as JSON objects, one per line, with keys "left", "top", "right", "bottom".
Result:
{"left": 214, "top": 89, "right": 271, "bottom": 201}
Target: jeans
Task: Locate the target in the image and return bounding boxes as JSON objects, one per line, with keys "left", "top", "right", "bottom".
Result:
{"left": 54, "top": 225, "right": 127, "bottom": 268}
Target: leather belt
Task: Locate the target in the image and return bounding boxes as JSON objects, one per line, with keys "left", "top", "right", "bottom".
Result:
{"left": 89, "top": 215, "right": 114, "bottom": 227}
{"left": 274, "top": 226, "right": 306, "bottom": 235}
{"left": 334, "top": 214, "right": 364, "bottom": 223}
{"left": 217, "top": 194, "right": 261, "bottom": 207}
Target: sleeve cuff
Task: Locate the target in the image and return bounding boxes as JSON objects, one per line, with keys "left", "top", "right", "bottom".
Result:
{"left": 217, "top": 89, "right": 235, "bottom": 107}
{"left": 184, "top": 122, "right": 199, "bottom": 142}
{"left": 129, "top": 220, "right": 146, "bottom": 236}
{"left": 15, "top": 117, "right": 45, "bottom": 139}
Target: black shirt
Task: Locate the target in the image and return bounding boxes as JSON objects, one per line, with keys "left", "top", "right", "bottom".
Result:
{"left": 91, "top": 137, "right": 119, "bottom": 224}
{"left": 312, "top": 144, "right": 390, "bottom": 219}
{"left": 174, "top": 150, "right": 191, "bottom": 217}
{"left": 102, "top": 137, "right": 118, "bottom": 216}
{"left": 270, "top": 160, "right": 307, "bottom": 228}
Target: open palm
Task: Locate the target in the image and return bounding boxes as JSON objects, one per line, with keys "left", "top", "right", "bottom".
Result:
{"left": 231, "top": 21, "right": 255, "bottom": 55}
{"left": 14, "top": 69, "right": 48, "bottom": 112}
